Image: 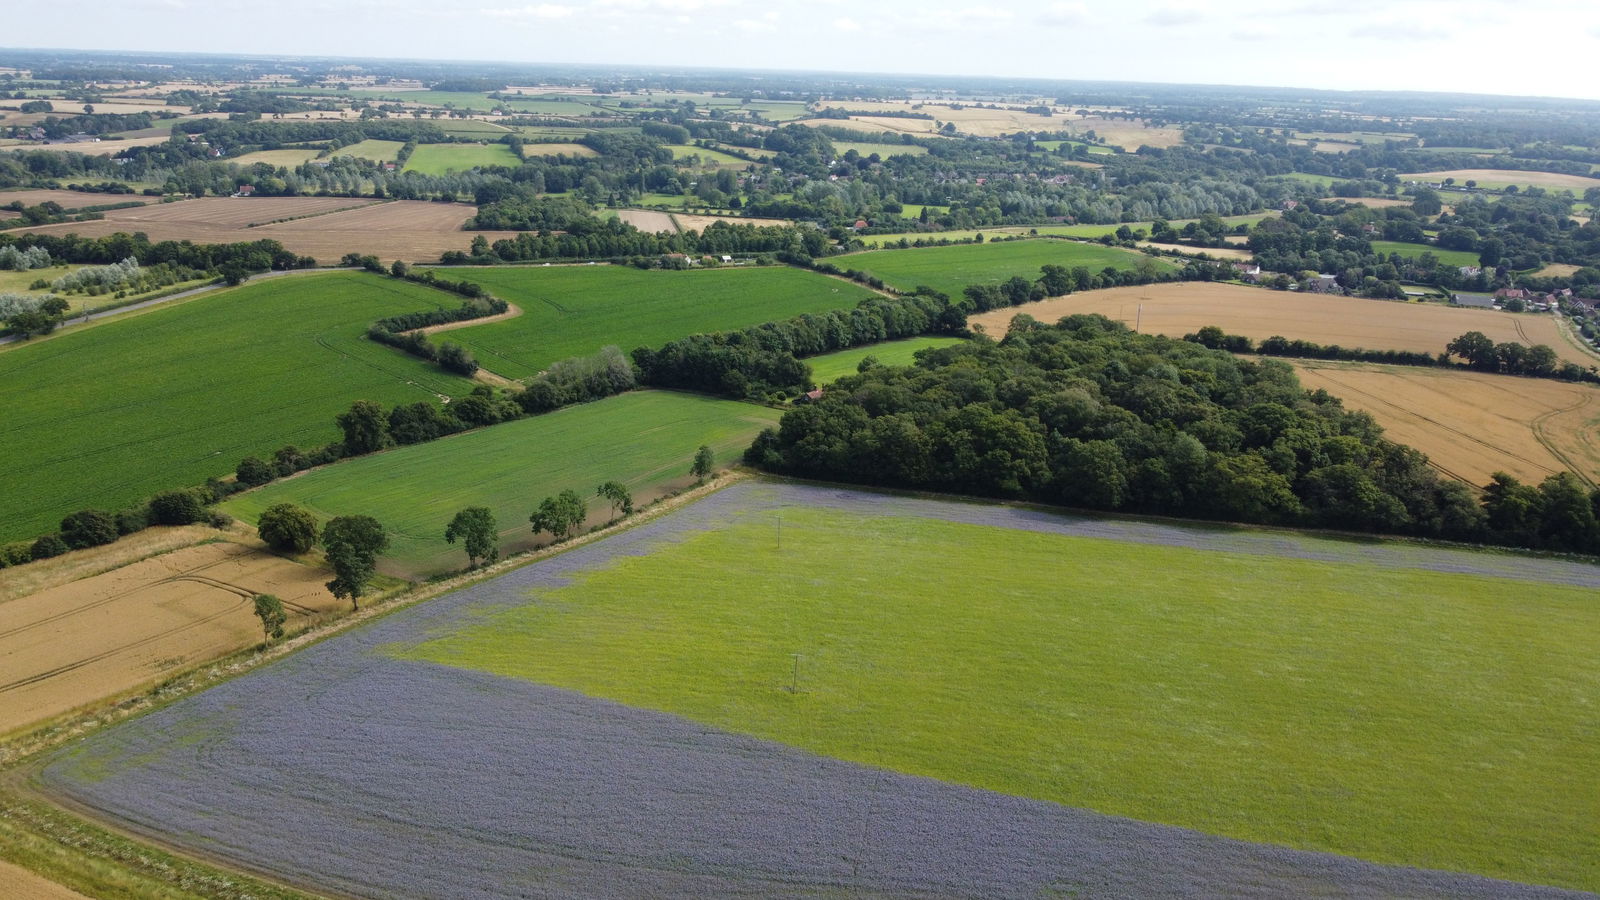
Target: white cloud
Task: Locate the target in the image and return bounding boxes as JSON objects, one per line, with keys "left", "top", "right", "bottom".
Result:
{"left": 1145, "top": 4, "right": 1205, "bottom": 27}
{"left": 484, "top": 3, "right": 575, "bottom": 19}
{"left": 834, "top": 16, "right": 861, "bottom": 31}
{"left": 1349, "top": 22, "right": 1452, "bottom": 40}
{"left": 733, "top": 15, "right": 776, "bottom": 32}
{"left": 1038, "top": 2, "right": 1089, "bottom": 26}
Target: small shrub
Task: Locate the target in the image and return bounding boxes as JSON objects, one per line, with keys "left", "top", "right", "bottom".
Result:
{"left": 60, "top": 509, "right": 118, "bottom": 549}
{"left": 148, "top": 489, "right": 207, "bottom": 525}
{"left": 30, "top": 533, "right": 69, "bottom": 561}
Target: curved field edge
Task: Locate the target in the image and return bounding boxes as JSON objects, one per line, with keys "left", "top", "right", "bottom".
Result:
{"left": 31, "top": 481, "right": 1600, "bottom": 898}
{"left": 403, "top": 482, "right": 1600, "bottom": 894}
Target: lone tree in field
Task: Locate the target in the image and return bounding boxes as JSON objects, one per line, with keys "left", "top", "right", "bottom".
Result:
{"left": 444, "top": 506, "right": 498, "bottom": 567}
{"left": 321, "top": 515, "right": 389, "bottom": 609}
{"left": 257, "top": 502, "right": 319, "bottom": 554}
{"left": 529, "top": 490, "right": 586, "bottom": 541}
{"left": 691, "top": 445, "right": 715, "bottom": 482}
{"left": 253, "top": 593, "right": 287, "bottom": 641}
{"left": 596, "top": 481, "right": 633, "bottom": 519}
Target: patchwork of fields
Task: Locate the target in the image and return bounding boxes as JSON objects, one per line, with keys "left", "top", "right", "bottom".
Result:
{"left": 841, "top": 239, "right": 1167, "bottom": 298}
{"left": 439, "top": 265, "right": 879, "bottom": 378}
{"left": 42, "top": 483, "right": 1600, "bottom": 897}
{"left": 221, "top": 391, "right": 781, "bottom": 577}
{"left": 971, "top": 281, "right": 1596, "bottom": 367}
{"left": 0, "top": 272, "right": 475, "bottom": 543}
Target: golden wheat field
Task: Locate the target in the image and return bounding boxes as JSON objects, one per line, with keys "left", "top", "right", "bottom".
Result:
{"left": 1293, "top": 360, "right": 1600, "bottom": 486}
{"left": 970, "top": 282, "right": 1598, "bottom": 367}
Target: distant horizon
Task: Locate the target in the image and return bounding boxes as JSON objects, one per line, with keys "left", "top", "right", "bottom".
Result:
{"left": 7, "top": 43, "right": 1600, "bottom": 107}
{"left": 8, "top": 0, "right": 1600, "bottom": 103}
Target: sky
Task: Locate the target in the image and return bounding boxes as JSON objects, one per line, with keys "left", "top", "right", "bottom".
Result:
{"left": 11, "top": 0, "right": 1600, "bottom": 100}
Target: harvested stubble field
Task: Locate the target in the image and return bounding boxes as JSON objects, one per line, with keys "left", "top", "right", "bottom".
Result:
{"left": 0, "top": 539, "right": 340, "bottom": 735}
{"left": 221, "top": 391, "right": 781, "bottom": 577}
{"left": 1136, "top": 241, "right": 1255, "bottom": 261}
{"left": 1292, "top": 360, "right": 1600, "bottom": 486}
{"left": 969, "top": 282, "right": 1596, "bottom": 367}
{"left": 42, "top": 483, "right": 1600, "bottom": 898}
{"left": 611, "top": 208, "right": 676, "bottom": 232}
{"left": 0, "top": 272, "right": 475, "bottom": 543}
{"left": 0, "top": 189, "right": 150, "bottom": 210}
{"left": 842, "top": 239, "right": 1170, "bottom": 298}
{"left": 670, "top": 212, "right": 789, "bottom": 231}
{"left": 9, "top": 197, "right": 518, "bottom": 263}
{"left": 439, "top": 265, "right": 878, "bottom": 379}
{"left": 1403, "top": 169, "right": 1600, "bottom": 192}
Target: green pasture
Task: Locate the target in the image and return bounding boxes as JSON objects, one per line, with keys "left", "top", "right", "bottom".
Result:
{"left": 441, "top": 265, "right": 877, "bottom": 379}
{"left": 222, "top": 391, "right": 779, "bottom": 576}
{"left": 842, "top": 239, "right": 1169, "bottom": 297}
{"left": 666, "top": 145, "right": 754, "bottom": 166}
{"left": 332, "top": 140, "right": 405, "bottom": 162}
{"left": 438, "top": 120, "right": 512, "bottom": 136}
{"left": 1370, "top": 240, "right": 1481, "bottom": 267}
{"left": 0, "top": 272, "right": 474, "bottom": 543}
{"left": 230, "top": 148, "right": 323, "bottom": 167}
{"left": 522, "top": 142, "right": 596, "bottom": 157}
{"left": 403, "top": 143, "right": 521, "bottom": 174}
{"left": 804, "top": 336, "right": 967, "bottom": 384}
{"left": 833, "top": 142, "right": 928, "bottom": 158}
{"left": 895, "top": 204, "right": 949, "bottom": 219}
{"left": 1279, "top": 172, "right": 1346, "bottom": 186}
{"left": 408, "top": 502, "right": 1600, "bottom": 894}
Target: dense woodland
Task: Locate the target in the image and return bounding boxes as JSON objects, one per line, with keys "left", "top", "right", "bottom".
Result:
{"left": 748, "top": 316, "right": 1600, "bottom": 554}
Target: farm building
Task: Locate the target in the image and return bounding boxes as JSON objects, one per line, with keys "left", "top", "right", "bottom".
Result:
{"left": 1453, "top": 292, "right": 1496, "bottom": 308}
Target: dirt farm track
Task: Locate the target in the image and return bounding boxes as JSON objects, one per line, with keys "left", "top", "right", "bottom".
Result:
{"left": 0, "top": 540, "right": 342, "bottom": 735}
{"left": 5, "top": 196, "right": 522, "bottom": 264}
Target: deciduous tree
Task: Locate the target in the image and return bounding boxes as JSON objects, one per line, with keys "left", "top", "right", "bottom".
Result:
{"left": 322, "top": 515, "right": 389, "bottom": 608}
{"left": 445, "top": 506, "right": 498, "bottom": 567}
{"left": 258, "top": 502, "right": 319, "bottom": 553}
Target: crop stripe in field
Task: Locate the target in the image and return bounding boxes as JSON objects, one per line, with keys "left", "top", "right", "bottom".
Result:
{"left": 1529, "top": 390, "right": 1598, "bottom": 489}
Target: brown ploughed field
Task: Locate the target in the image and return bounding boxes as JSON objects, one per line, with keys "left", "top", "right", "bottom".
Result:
{"left": 6, "top": 197, "right": 519, "bottom": 263}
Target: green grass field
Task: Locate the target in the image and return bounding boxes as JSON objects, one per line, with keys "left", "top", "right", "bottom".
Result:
{"left": 222, "top": 391, "right": 779, "bottom": 576}
{"left": 1370, "top": 240, "right": 1481, "bottom": 267}
{"left": 407, "top": 501, "right": 1600, "bottom": 893}
{"left": 440, "top": 265, "right": 879, "bottom": 379}
{"left": 804, "top": 336, "right": 967, "bottom": 383}
{"left": 438, "top": 120, "right": 513, "bottom": 136}
{"left": 1280, "top": 172, "right": 1346, "bottom": 186}
{"left": 522, "top": 142, "right": 597, "bottom": 157}
{"left": 0, "top": 272, "right": 474, "bottom": 543}
{"left": 666, "top": 145, "right": 753, "bottom": 167}
{"left": 403, "top": 143, "right": 521, "bottom": 174}
{"left": 332, "top": 140, "right": 405, "bottom": 162}
{"left": 861, "top": 214, "right": 1275, "bottom": 248}
{"left": 230, "top": 148, "right": 324, "bottom": 168}
{"left": 833, "top": 142, "right": 928, "bottom": 158}
{"left": 842, "top": 239, "right": 1168, "bottom": 297}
